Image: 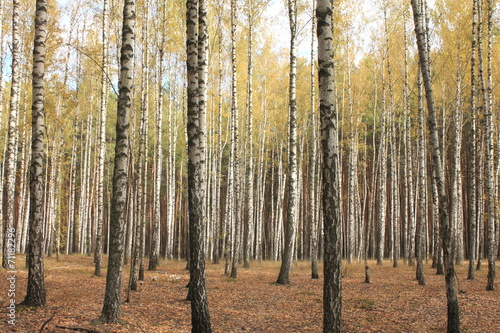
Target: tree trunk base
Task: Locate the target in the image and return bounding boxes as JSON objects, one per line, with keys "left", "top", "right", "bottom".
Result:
{"left": 364, "top": 265, "right": 370, "bottom": 284}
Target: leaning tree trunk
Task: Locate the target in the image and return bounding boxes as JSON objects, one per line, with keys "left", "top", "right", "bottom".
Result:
{"left": 317, "top": 0, "right": 342, "bottom": 331}
{"left": 21, "top": 0, "right": 48, "bottom": 307}
{"left": 410, "top": 0, "right": 460, "bottom": 331}
{"left": 276, "top": 0, "right": 298, "bottom": 286}
{"left": 95, "top": 0, "right": 109, "bottom": 277}
{"left": 186, "top": 0, "right": 212, "bottom": 329}
{"left": 99, "top": 0, "right": 135, "bottom": 324}
{"left": 2, "top": 0, "right": 21, "bottom": 269}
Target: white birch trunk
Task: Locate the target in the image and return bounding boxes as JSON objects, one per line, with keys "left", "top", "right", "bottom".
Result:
{"left": 411, "top": 0, "right": 460, "bottom": 328}
{"left": 167, "top": 88, "right": 178, "bottom": 260}
{"left": 20, "top": 142, "right": 31, "bottom": 254}
{"left": 309, "top": 1, "right": 319, "bottom": 276}
{"left": 274, "top": 147, "right": 285, "bottom": 262}
{"left": 46, "top": 151, "right": 58, "bottom": 257}
{"left": 17, "top": 130, "right": 29, "bottom": 253}
{"left": 451, "top": 73, "right": 464, "bottom": 265}
{"left": 186, "top": 0, "right": 212, "bottom": 326}
{"left": 277, "top": 0, "right": 298, "bottom": 285}
{"left": 95, "top": 0, "right": 109, "bottom": 276}
{"left": 255, "top": 94, "right": 267, "bottom": 261}
{"left": 23, "top": 0, "right": 48, "bottom": 306}
{"left": 404, "top": 19, "right": 416, "bottom": 266}
{"left": 477, "top": 139, "right": 485, "bottom": 270}
{"left": 100, "top": 0, "right": 135, "bottom": 321}
{"left": 244, "top": 0, "right": 255, "bottom": 268}
{"left": 468, "top": 0, "right": 479, "bottom": 280}
{"left": 150, "top": 14, "right": 163, "bottom": 269}
{"left": 377, "top": 54, "right": 388, "bottom": 266}
{"left": 79, "top": 115, "right": 92, "bottom": 254}
{"left": 485, "top": 0, "right": 496, "bottom": 291}
{"left": 416, "top": 67, "right": 426, "bottom": 285}
{"left": 347, "top": 51, "right": 356, "bottom": 264}
{"left": 139, "top": 61, "right": 150, "bottom": 281}
{"left": 317, "top": 0, "right": 342, "bottom": 327}
{"left": 229, "top": 0, "right": 241, "bottom": 279}
{"left": 2, "top": 0, "right": 21, "bottom": 268}
{"left": 385, "top": 14, "right": 399, "bottom": 267}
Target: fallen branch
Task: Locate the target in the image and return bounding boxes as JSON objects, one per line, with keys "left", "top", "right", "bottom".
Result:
{"left": 39, "top": 312, "right": 56, "bottom": 332}
{"left": 137, "top": 323, "right": 147, "bottom": 333}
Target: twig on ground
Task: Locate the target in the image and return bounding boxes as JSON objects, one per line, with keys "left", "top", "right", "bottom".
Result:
{"left": 137, "top": 323, "right": 147, "bottom": 333}
{"left": 39, "top": 312, "right": 56, "bottom": 332}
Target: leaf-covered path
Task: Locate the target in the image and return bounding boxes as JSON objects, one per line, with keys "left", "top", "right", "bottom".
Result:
{"left": 0, "top": 256, "right": 498, "bottom": 332}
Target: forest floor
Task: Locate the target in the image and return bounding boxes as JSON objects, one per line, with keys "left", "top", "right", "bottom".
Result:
{"left": 0, "top": 255, "right": 499, "bottom": 332}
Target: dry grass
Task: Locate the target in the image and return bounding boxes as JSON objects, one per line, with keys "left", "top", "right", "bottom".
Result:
{"left": 0, "top": 255, "right": 498, "bottom": 332}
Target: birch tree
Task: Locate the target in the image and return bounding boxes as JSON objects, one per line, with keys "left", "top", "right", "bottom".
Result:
{"left": 385, "top": 10, "right": 399, "bottom": 268}
{"left": 98, "top": 0, "right": 135, "bottom": 323}
{"left": 2, "top": 0, "right": 21, "bottom": 269}
{"left": 416, "top": 67, "right": 426, "bottom": 286}
{"left": 309, "top": 0, "right": 319, "bottom": 279}
{"left": 403, "top": 20, "right": 416, "bottom": 266}
{"left": 484, "top": 0, "right": 495, "bottom": 291}
{"left": 138, "top": 9, "right": 151, "bottom": 279}
{"left": 94, "top": 0, "right": 109, "bottom": 277}
{"left": 229, "top": 0, "right": 241, "bottom": 279}
{"left": 243, "top": 0, "right": 254, "bottom": 269}
{"left": 451, "top": 73, "right": 464, "bottom": 266}
{"left": 21, "top": 0, "right": 48, "bottom": 307}
{"left": 186, "top": 0, "right": 212, "bottom": 328}
{"left": 468, "top": 0, "right": 478, "bottom": 280}
{"left": 317, "top": 0, "right": 342, "bottom": 330}
{"left": 410, "top": 0, "right": 460, "bottom": 330}
{"left": 377, "top": 16, "right": 388, "bottom": 265}
{"left": 150, "top": 0, "right": 163, "bottom": 271}
{"left": 276, "top": 0, "right": 298, "bottom": 285}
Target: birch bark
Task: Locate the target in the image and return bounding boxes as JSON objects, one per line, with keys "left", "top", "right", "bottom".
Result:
{"left": 99, "top": 0, "right": 135, "bottom": 323}
{"left": 317, "top": 0, "right": 342, "bottom": 330}
{"left": 95, "top": 0, "right": 109, "bottom": 277}
{"left": 410, "top": 0, "right": 460, "bottom": 330}
{"left": 22, "top": 0, "right": 48, "bottom": 307}
{"left": 2, "top": 0, "right": 21, "bottom": 268}
{"left": 277, "top": 0, "right": 299, "bottom": 285}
